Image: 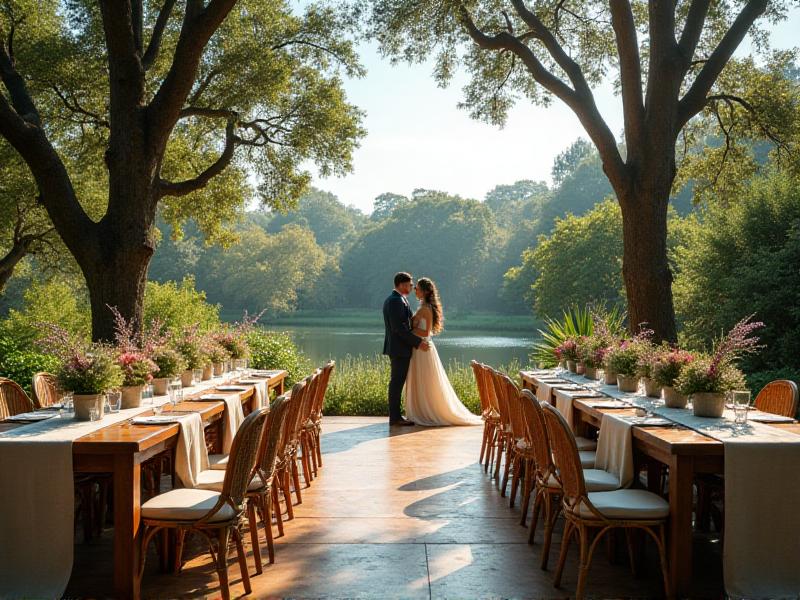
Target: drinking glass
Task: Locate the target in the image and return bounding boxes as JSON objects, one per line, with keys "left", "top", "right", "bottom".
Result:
{"left": 107, "top": 389, "right": 122, "bottom": 413}
{"left": 168, "top": 380, "right": 183, "bottom": 410}
{"left": 89, "top": 406, "right": 99, "bottom": 421}
{"left": 152, "top": 403, "right": 163, "bottom": 416}
{"left": 193, "top": 368, "right": 203, "bottom": 385}
{"left": 732, "top": 390, "right": 751, "bottom": 425}
{"left": 142, "top": 383, "right": 154, "bottom": 405}
{"left": 62, "top": 392, "right": 74, "bottom": 416}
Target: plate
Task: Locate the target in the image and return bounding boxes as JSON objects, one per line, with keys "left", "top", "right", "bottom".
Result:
{"left": 5, "top": 411, "right": 59, "bottom": 422}
{"left": 198, "top": 394, "right": 228, "bottom": 401}
{"left": 217, "top": 385, "right": 247, "bottom": 392}
{"left": 131, "top": 415, "right": 182, "bottom": 425}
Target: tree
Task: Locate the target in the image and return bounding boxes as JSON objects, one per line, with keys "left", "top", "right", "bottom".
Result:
{"left": 551, "top": 138, "right": 594, "bottom": 185}
{"left": 367, "top": 0, "right": 788, "bottom": 341}
{"left": 371, "top": 192, "right": 409, "bottom": 221}
{"left": 0, "top": 0, "right": 364, "bottom": 340}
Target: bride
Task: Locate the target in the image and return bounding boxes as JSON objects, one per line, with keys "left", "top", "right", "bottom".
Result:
{"left": 404, "top": 277, "right": 482, "bottom": 426}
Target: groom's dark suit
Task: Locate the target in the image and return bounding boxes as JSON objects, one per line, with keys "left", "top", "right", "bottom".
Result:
{"left": 383, "top": 290, "right": 423, "bottom": 422}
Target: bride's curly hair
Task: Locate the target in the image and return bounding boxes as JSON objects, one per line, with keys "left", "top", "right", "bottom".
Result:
{"left": 416, "top": 277, "right": 444, "bottom": 334}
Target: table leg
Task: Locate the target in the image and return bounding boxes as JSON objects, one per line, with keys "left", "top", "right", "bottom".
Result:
{"left": 668, "top": 454, "right": 694, "bottom": 598}
{"left": 113, "top": 453, "right": 142, "bottom": 600}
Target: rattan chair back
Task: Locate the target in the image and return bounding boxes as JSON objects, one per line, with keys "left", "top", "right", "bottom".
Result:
{"left": 471, "top": 361, "right": 491, "bottom": 416}
{"left": 0, "top": 378, "right": 35, "bottom": 418}
{"left": 501, "top": 374, "right": 525, "bottom": 440}
{"left": 32, "top": 372, "right": 61, "bottom": 408}
{"left": 520, "top": 390, "right": 553, "bottom": 474}
{"left": 219, "top": 407, "right": 269, "bottom": 509}
{"left": 489, "top": 369, "right": 511, "bottom": 431}
{"left": 482, "top": 364, "right": 501, "bottom": 415}
{"left": 257, "top": 396, "right": 290, "bottom": 481}
{"left": 541, "top": 402, "right": 587, "bottom": 509}
{"left": 277, "top": 379, "right": 307, "bottom": 458}
{"left": 755, "top": 379, "right": 799, "bottom": 418}
{"left": 299, "top": 369, "right": 320, "bottom": 427}
{"left": 311, "top": 361, "right": 335, "bottom": 421}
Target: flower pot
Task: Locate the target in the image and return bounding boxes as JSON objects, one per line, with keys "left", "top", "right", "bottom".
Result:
{"left": 663, "top": 386, "right": 688, "bottom": 409}
{"left": 557, "top": 360, "right": 566, "bottom": 370}
{"left": 152, "top": 378, "right": 169, "bottom": 396}
{"left": 584, "top": 366, "right": 599, "bottom": 380}
{"left": 692, "top": 392, "right": 725, "bottom": 418}
{"left": 202, "top": 365, "right": 213, "bottom": 380}
{"left": 73, "top": 393, "right": 105, "bottom": 421}
{"left": 617, "top": 374, "right": 639, "bottom": 393}
{"left": 603, "top": 369, "right": 617, "bottom": 385}
{"left": 181, "top": 369, "right": 194, "bottom": 388}
{"left": 121, "top": 385, "right": 143, "bottom": 409}
{"left": 643, "top": 377, "right": 662, "bottom": 399}
{"left": 576, "top": 362, "right": 585, "bottom": 375}
{"left": 566, "top": 360, "right": 577, "bottom": 373}
{"left": 213, "top": 362, "right": 224, "bottom": 376}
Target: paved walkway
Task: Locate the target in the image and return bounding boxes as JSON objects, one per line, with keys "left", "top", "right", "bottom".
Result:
{"left": 68, "top": 416, "right": 722, "bottom": 598}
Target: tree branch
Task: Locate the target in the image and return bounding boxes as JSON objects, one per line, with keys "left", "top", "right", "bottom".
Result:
{"left": 159, "top": 119, "right": 237, "bottom": 196}
{"left": 677, "top": 0, "right": 711, "bottom": 68}
{"left": 51, "top": 84, "right": 109, "bottom": 127}
{"left": 142, "top": 0, "right": 177, "bottom": 71}
{"left": 0, "top": 31, "right": 40, "bottom": 125}
{"left": 677, "top": 0, "right": 769, "bottom": 129}
{"left": 609, "top": 0, "right": 644, "bottom": 154}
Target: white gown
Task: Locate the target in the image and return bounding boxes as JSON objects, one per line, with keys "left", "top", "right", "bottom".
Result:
{"left": 405, "top": 318, "right": 483, "bottom": 426}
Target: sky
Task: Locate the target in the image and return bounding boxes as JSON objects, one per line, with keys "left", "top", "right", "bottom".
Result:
{"left": 309, "top": 9, "right": 799, "bottom": 214}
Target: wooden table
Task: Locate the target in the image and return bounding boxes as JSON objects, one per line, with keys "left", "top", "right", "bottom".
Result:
{"left": 519, "top": 370, "right": 797, "bottom": 598}
{"left": 0, "top": 369, "right": 287, "bottom": 599}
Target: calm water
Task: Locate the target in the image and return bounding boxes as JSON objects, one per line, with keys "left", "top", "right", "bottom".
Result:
{"left": 284, "top": 326, "right": 535, "bottom": 367}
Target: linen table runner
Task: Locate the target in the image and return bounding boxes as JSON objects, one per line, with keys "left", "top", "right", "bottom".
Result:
{"left": 594, "top": 413, "right": 634, "bottom": 488}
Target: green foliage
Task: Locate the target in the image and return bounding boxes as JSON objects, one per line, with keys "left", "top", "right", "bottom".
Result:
{"left": 531, "top": 305, "right": 624, "bottom": 367}
{"left": 745, "top": 368, "right": 800, "bottom": 399}
{"left": 58, "top": 348, "right": 124, "bottom": 395}
{"left": 676, "top": 358, "right": 746, "bottom": 396}
{"left": 246, "top": 329, "right": 311, "bottom": 387}
{"left": 673, "top": 171, "right": 800, "bottom": 374}
{"left": 0, "top": 334, "right": 60, "bottom": 394}
{"left": 143, "top": 278, "right": 220, "bottom": 333}
{"left": 151, "top": 347, "right": 187, "bottom": 380}
{"left": 605, "top": 343, "right": 641, "bottom": 378}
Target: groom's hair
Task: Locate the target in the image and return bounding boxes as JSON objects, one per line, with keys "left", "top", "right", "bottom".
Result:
{"left": 394, "top": 272, "right": 412, "bottom": 287}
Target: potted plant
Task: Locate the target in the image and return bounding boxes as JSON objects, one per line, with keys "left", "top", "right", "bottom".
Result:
{"left": 653, "top": 349, "right": 694, "bottom": 408}
{"left": 117, "top": 351, "right": 158, "bottom": 408}
{"left": 675, "top": 316, "right": 762, "bottom": 417}
{"left": 605, "top": 341, "right": 641, "bottom": 392}
{"left": 215, "top": 330, "right": 250, "bottom": 371}
{"left": 578, "top": 336, "right": 608, "bottom": 380}
{"left": 206, "top": 340, "right": 231, "bottom": 377}
{"left": 57, "top": 346, "right": 124, "bottom": 421}
{"left": 637, "top": 342, "right": 663, "bottom": 399}
{"left": 176, "top": 328, "right": 204, "bottom": 387}
{"left": 558, "top": 338, "right": 579, "bottom": 373}
{"left": 151, "top": 346, "right": 187, "bottom": 396}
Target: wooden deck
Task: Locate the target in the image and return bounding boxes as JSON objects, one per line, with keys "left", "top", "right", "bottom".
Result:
{"left": 65, "top": 416, "right": 723, "bottom": 598}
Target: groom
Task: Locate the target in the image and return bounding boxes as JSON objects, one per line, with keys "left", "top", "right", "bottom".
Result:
{"left": 383, "top": 272, "right": 429, "bottom": 426}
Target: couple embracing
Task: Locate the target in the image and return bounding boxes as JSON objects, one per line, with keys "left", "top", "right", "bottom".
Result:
{"left": 382, "top": 272, "right": 481, "bottom": 427}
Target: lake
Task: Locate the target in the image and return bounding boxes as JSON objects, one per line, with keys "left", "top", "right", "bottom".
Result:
{"left": 281, "top": 326, "right": 535, "bottom": 367}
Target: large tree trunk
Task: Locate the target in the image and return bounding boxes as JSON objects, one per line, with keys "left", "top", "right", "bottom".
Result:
{"left": 618, "top": 174, "right": 677, "bottom": 344}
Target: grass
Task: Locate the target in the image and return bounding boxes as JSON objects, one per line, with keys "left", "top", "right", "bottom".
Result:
{"left": 230, "top": 309, "right": 541, "bottom": 333}
{"left": 323, "top": 354, "right": 522, "bottom": 417}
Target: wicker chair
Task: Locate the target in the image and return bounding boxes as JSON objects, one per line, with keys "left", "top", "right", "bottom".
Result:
{"left": 499, "top": 374, "right": 527, "bottom": 504}
{"left": 541, "top": 402, "right": 670, "bottom": 599}
{"left": 471, "top": 361, "right": 500, "bottom": 471}
{"left": 482, "top": 364, "right": 503, "bottom": 474}
{"left": 31, "top": 372, "right": 62, "bottom": 408}
{"left": 0, "top": 377, "right": 34, "bottom": 418}
{"left": 297, "top": 370, "right": 321, "bottom": 486}
{"left": 487, "top": 368, "right": 513, "bottom": 484}
{"left": 305, "top": 361, "right": 335, "bottom": 474}
{"left": 274, "top": 378, "right": 309, "bottom": 522}
{"left": 196, "top": 396, "right": 291, "bottom": 571}
{"left": 139, "top": 407, "right": 269, "bottom": 600}
{"left": 755, "top": 379, "right": 799, "bottom": 418}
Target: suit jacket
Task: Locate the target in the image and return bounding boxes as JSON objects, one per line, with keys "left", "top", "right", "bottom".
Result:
{"left": 382, "top": 290, "right": 422, "bottom": 358}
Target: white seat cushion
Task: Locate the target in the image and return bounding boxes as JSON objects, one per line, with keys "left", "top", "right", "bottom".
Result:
{"left": 579, "top": 450, "right": 596, "bottom": 468}
{"left": 577, "top": 489, "right": 669, "bottom": 520}
{"left": 545, "top": 468, "right": 619, "bottom": 492}
{"left": 208, "top": 454, "right": 229, "bottom": 471}
{"left": 195, "top": 469, "right": 264, "bottom": 492}
{"left": 141, "top": 488, "right": 237, "bottom": 522}
{"left": 575, "top": 436, "right": 597, "bottom": 451}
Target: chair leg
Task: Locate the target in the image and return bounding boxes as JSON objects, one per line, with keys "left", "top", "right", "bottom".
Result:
{"left": 216, "top": 528, "right": 231, "bottom": 600}
{"left": 509, "top": 456, "right": 522, "bottom": 508}
{"left": 501, "top": 446, "right": 513, "bottom": 497}
{"left": 315, "top": 427, "right": 323, "bottom": 467}
{"left": 493, "top": 435, "right": 504, "bottom": 481}
{"left": 479, "top": 423, "right": 488, "bottom": 465}
{"left": 309, "top": 433, "right": 319, "bottom": 477}
{"left": 300, "top": 439, "right": 313, "bottom": 485}
{"left": 283, "top": 468, "right": 295, "bottom": 520}
{"left": 575, "top": 525, "right": 590, "bottom": 600}
{"left": 291, "top": 456, "right": 303, "bottom": 504}
{"left": 174, "top": 529, "right": 186, "bottom": 573}
{"left": 263, "top": 491, "right": 275, "bottom": 564}
{"left": 624, "top": 528, "right": 638, "bottom": 577}
{"left": 553, "top": 520, "right": 574, "bottom": 588}
{"left": 540, "top": 492, "right": 556, "bottom": 570}
{"left": 520, "top": 461, "right": 533, "bottom": 526}
{"left": 272, "top": 483, "right": 285, "bottom": 536}
{"left": 232, "top": 526, "right": 252, "bottom": 595}
{"left": 528, "top": 488, "right": 543, "bottom": 545}
{"left": 247, "top": 499, "right": 263, "bottom": 575}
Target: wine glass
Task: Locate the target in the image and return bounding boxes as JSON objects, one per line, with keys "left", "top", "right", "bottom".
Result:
{"left": 168, "top": 379, "right": 182, "bottom": 410}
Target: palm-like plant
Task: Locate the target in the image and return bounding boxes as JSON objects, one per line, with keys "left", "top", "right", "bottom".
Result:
{"left": 531, "top": 304, "right": 626, "bottom": 367}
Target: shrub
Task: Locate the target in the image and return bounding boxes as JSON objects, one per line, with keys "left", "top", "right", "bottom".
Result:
{"left": 0, "top": 335, "right": 60, "bottom": 395}
{"left": 117, "top": 351, "right": 158, "bottom": 386}
{"left": 531, "top": 304, "right": 624, "bottom": 367}
{"left": 143, "top": 277, "right": 220, "bottom": 333}
{"left": 676, "top": 358, "right": 746, "bottom": 396}
{"left": 745, "top": 368, "right": 800, "bottom": 399}
{"left": 652, "top": 349, "right": 695, "bottom": 388}
{"left": 58, "top": 346, "right": 124, "bottom": 395}
{"left": 175, "top": 327, "right": 206, "bottom": 369}
{"left": 151, "top": 347, "right": 187, "bottom": 379}
{"left": 605, "top": 341, "right": 641, "bottom": 377}
{"left": 246, "top": 328, "right": 311, "bottom": 386}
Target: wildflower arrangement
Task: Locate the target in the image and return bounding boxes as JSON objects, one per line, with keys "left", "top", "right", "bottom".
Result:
{"left": 214, "top": 330, "right": 249, "bottom": 360}
{"left": 652, "top": 349, "right": 695, "bottom": 387}
{"left": 175, "top": 326, "right": 206, "bottom": 369}
{"left": 555, "top": 338, "right": 579, "bottom": 362}
{"left": 204, "top": 337, "right": 231, "bottom": 364}
{"left": 604, "top": 340, "right": 640, "bottom": 377}
{"left": 676, "top": 315, "right": 762, "bottom": 396}
{"left": 151, "top": 346, "right": 187, "bottom": 380}
{"left": 117, "top": 351, "right": 158, "bottom": 387}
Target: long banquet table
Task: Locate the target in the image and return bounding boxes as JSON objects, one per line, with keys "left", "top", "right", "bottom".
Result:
{"left": 520, "top": 369, "right": 800, "bottom": 599}
{"left": 0, "top": 370, "right": 286, "bottom": 600}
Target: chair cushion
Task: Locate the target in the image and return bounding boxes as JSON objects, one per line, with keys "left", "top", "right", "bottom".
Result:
{"left": 579, "top": 450, "right": 596, "bottom": 468}
{"left": 577, "top": 489, "right": 669, "bottom": 520}
{"left": 195, "top": 469, "right": 265, "bottom": 492}
{"left": 545, "top": 469, "right": 619, "bottom": 492}
{"left": 208, "top": 454, "right": 229, "bottom": 471}
{"left": 141, "top": 488, "right": 237, "bottom": 522}
{"left": 583, "top": 469, "right": 620, "bottom": 492}
{"left": 575, "top": 436, "right": 597, "bottom": 451}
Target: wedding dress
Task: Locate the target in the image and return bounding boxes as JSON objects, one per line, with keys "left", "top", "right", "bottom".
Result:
{"left": 405, "top": 318, "right": 483, "bottom": 426}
